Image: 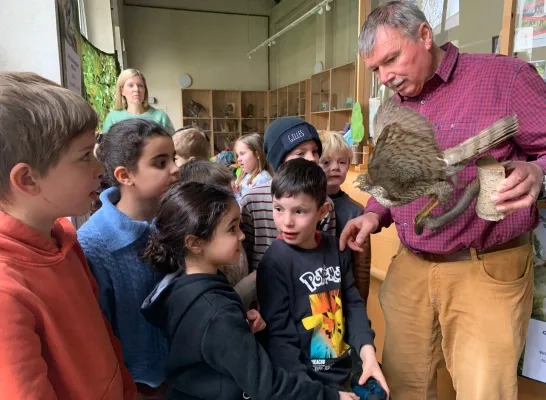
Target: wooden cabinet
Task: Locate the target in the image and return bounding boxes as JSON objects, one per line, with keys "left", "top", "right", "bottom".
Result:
{"left": 181, "top": 89, "right": 267, "bottom": 155}
{"left": 310, "top": 61, "right": 356, "bottom": 132}
{"left": 266, "top": 79, "right": 310, "bottom": 130}
{"left": 180, "top": 64, "right": 357, "bottom": 156}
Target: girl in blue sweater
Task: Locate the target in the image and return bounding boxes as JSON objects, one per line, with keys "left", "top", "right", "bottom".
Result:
{"left": 78, "top": 118, "right": 180, "bottom": 398}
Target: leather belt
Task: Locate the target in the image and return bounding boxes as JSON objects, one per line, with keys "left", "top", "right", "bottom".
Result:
{"left": 418, "top": 233, "right": 530, "bottom": 263}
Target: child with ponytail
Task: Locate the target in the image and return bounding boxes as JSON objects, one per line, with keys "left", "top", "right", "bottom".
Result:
{"left": 78, "top": 118, "right": 180, "bottom": 398}
{"left": 179, "top": 160, "right": 256, "bottom": 309}
{"left": 140, "top": 181, "right": 358, "bottom": 400}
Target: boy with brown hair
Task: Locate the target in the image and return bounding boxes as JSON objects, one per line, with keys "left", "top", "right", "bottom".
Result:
{"left": 172, "top": 127, "right": 210, "bottom": 166}
{"left": 0, "top": 72, "right": 136, "bottom": 399}
{"left": 257, "top": 159, "right": 388, "bottom": 396}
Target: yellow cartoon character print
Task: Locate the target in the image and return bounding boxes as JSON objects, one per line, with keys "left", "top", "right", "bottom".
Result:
{"left": 302, "top": 289, "right": 349, "bottom": 358}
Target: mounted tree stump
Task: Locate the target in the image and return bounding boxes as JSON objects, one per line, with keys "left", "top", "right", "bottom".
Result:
{"left": 476, "top": 155, "right": 506, "bottom": 221}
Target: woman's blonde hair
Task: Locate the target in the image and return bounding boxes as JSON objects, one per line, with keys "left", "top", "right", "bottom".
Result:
{"left": 234, "top": 133, "right": 272, "bottom": 185}
{"left": 114, "top": 68, "right": 149, "bottom": 110}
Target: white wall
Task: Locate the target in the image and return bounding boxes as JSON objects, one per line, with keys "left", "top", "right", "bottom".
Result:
{"left": 83, "top": 0, "right": 115, "bottom": 52}
{"left": 0, "top": 0, "right": 62, "bottom": 83}
{"left": 124, "top": 5, "right": 269, "bottom": 129}
{"left": 125, "top": 0, "right": 275, "bottom": 15}
{"left": 332, "top": 0, "right": 359, "bottom": 66}
{"left": 269, "top": 0, "right": 359, "bottom": 88}
{"left": 111, "top": 0, "right": 128, "bottom": 68}
{"left": 270, "top": 16, "right": 317, "bottom": 88}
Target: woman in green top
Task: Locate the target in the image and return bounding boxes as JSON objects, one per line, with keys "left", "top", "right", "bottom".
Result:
{"left": 102, "top": 69, "right": 175, "bottom": 134}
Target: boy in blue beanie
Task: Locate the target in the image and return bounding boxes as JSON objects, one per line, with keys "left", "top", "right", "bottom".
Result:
{"left": 240, "top": 117, "right": 337, "bottom": 271}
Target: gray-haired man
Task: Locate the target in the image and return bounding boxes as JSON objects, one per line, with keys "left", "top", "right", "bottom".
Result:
{"left": 341, "top": 1, "right": 546, "bottom": 399}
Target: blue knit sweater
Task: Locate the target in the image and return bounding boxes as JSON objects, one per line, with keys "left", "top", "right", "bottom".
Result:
{"left": 77, "top": 187, "right": 168, "bottom": 387}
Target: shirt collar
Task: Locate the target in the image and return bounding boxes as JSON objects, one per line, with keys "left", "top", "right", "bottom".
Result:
{"left": 276, "top": 231, "right": 322, "bottom": 247}
{"left": 435, "top": 42, "right": 459, "bottom": 82}
{"left": 91, "top": 187, "right": 152, "bottom": 252}
{"left": 0, "top": 212, "right": 78, "bottom": 262}
{"left": 329, "top": 190, "right": 345, "bottom": 199}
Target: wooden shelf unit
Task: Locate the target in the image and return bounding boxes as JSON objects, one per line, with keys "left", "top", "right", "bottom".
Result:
{"left": 181, "top": 89, "right": 268, "bottom": 155}
{"left": 310, "top": 61, "right": 356, "bottom": 132}
{"left": 267, "top": 79, "right": 311, "bottom": 130}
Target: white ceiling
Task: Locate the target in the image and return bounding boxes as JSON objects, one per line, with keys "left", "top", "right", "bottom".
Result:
{"left": 124, "top": 0, "right": 279, "bottom": 16}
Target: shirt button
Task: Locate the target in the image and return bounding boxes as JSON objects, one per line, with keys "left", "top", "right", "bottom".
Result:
{"left": 450, "top": 124, "right": 455, "bottom": 129}
{"left": 403, "top": 222, "right": 409, "bottom": 228}
{"left": 420, "top": 100, "right": 426, "bottom": 105}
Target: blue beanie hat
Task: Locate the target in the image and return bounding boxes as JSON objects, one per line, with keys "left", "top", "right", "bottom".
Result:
{"left": 263, "top": 117, "right": 322, "bottom": 171}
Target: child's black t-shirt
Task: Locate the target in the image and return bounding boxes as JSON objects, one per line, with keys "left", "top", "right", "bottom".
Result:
{"left": 257, "top": 232, "right": 375, "bottom": 386}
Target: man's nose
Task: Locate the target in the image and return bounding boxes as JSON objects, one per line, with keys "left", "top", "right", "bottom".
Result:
{"left": 378, "top": 67, "right": 394, "bottom": 86}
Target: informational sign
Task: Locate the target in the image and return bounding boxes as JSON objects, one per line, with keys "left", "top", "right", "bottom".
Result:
{"left": 64, "top": 42, "right": 82, "bottom": 94}
{"left": 516, "top": 0, "right": 546, "bottom": 51}
{"left": 56, "top": 0, "right": 83, "bottom": 95}
{"left": 521, "top": 319, "right": 546, "bottom": 381}
{"left": 519, "top": 208, "right": 546, "bottom": 383}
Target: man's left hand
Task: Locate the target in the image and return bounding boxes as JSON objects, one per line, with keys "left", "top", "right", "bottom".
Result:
{"left": 492, "top": 161, "right": 544, "bottom": 213}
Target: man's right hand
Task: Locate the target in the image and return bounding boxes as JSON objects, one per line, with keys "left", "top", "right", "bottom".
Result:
{"left": 339, "top": 213, "right": 380, "bottom": 252}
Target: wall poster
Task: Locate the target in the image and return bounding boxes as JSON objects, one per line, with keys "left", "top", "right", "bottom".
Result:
{"left": 56, "top": 0, "right": 83, "bottom": 95}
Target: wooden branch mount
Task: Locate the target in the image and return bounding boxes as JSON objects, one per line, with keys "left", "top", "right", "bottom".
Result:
{"left": 475, "top": 155, "right": 506, "bottom": 222}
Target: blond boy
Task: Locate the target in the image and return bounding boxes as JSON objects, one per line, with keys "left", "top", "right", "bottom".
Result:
{"left": 172, "top": 127, "right": 210, "bottom": 166}
{"left": 318, "top": 130, "right": 371, "bottom": 302}
{"left": 0, "top": 72, "right": 136, "bottom": 399}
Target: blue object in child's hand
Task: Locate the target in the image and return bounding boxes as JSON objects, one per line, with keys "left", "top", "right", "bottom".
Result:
{"left": 352, "top": 377, "right": 388, "bottom": 400}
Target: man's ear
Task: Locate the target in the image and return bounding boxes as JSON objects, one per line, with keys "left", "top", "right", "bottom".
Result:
{"left": 114, "top": 166, "right": 133, "bottom": 186}
{"left": 184, "top": 235, "right": 204, "bottom": 255}
{"left": 418, "top": 22, "right": 433, "bottom": 50}
{"left": 9, "top": 163, "right": 42, "bottom": 196}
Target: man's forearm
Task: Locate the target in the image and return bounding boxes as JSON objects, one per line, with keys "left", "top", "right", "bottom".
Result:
{"left": 363, "top": 196, "right": 393, "bottom": 232}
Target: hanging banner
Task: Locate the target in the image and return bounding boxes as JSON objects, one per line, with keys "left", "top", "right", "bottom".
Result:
{"left": 81, "top": 36, "right": 121, "bottom": 128}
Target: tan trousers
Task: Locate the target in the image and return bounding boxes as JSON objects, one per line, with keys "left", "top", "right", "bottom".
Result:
{"left": 379, "top": 243, "right": 534, "bottom": 400}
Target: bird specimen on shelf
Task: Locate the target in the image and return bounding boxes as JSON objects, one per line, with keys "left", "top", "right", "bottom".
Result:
{"left": 184, "top": 100, "right": 206, "bottom": 117}
{"left": 242, "top": 123, "right": 257, "bottom": 133}
{"left": 246, "top": 104, "right": 254, "bottom": 118}
{"left": 354, "top": 99, "right": 518, "bottom": 235}
{"left": 223, "top": 103, "right": 235, "bottom": 118}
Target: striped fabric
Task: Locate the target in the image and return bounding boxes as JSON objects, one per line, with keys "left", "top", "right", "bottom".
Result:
{"left": 240, "top": 181, "right": 337, "bottom": 270}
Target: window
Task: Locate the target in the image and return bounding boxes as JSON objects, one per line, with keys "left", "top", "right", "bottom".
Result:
{"left": 420, "top": 0, "right": 443, "bottom": 33}
{"left": 445, "top": 0, "right": 459, "bottom": 30}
